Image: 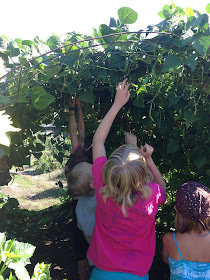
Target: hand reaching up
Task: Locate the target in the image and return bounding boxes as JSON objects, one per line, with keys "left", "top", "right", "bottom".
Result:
{"left": 114, "top": 78, "right": 130, "bottom": 110}
{"left": 125, "top": 132, "right": 137, "bottom": 146}
{"left": 140, "top": 144, "right": 154, "bottom": 159}
{"left": 69, "top": 96, "right": 76, "bottom": 108}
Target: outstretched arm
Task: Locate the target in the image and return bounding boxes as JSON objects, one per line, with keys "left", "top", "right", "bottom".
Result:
{"left": 68, "top": 97, "right": 79, "bottom": 150}
{"left": 140, "top": 144, "right": 166, "bottom": 191}
{"left": 93, "top": 78, "right": 130, "bottom": 161}
{"left": 76, "top": 97, "right": 85, "bottom": 146}
{"left": 162, "top": 233, "right": 170, "bottom": 264}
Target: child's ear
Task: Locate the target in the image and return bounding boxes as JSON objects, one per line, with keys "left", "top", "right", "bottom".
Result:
{"left": 89, "top": 181, "right": 94, "bottom": 189}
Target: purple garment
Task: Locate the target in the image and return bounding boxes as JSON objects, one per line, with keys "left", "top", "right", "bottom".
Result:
{"left": 65, "top": 143, "right": 92, "bottom": 177}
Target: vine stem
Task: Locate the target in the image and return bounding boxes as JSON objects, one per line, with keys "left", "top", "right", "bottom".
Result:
{"left": 0, "top": 30, "right": 176, "bottom": 82}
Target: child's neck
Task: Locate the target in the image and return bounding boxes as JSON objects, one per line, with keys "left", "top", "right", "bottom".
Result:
{"left": 186, "top": 230, "right": 210, "bottom": 237}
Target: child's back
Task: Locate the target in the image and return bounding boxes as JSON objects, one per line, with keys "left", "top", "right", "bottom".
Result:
{"left": 162, "top": 181, "right": 210, "bottom": 280}
{"left": 163, "top": 232, "right": 210, "bottom": 279}
{"left": 88, "top": 156, "right": 166, "bottom": 277}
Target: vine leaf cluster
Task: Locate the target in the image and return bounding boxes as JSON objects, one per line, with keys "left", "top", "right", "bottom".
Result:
{"left": 0, "top": 4, "right": 209, "bottom": 188}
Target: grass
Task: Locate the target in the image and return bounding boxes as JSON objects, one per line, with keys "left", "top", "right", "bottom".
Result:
{"left": 0, "top": 166, "right": 68, "bottom": 211}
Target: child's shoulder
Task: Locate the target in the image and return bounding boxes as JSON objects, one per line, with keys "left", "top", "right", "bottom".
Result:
{"left": 93, "top": 156, "right": 107, "bottom": 169}
{"left": 149, "top": 181, "right": 166, "bottom": 204}
{"left": 162, "top": 232, "right": 174, "bottom": 244}
{"left": 149, "top": 181, "right": 164, "bottom": 191}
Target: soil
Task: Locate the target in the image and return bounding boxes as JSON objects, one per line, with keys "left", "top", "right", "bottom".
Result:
{"left": 0, "top": 167, "right": 79, "bottom": 280}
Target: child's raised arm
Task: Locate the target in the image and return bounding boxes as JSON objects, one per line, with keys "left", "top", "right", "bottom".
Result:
{"left": 76, "top": 97, "right": 85, "bottom": 146}
{"left": 140, "top": 144, "right": 166, "bottom": 191}
{"left": 125, "top": 132, "right": 137, "bottom": 146}
{"left": 93, "top": 78, "right": 130, "bottom": 161}
{"left": 68, "top": 96, "right": 79, "bottom": 150}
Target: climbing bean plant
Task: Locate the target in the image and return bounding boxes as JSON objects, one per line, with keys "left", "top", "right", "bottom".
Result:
{"left": 0, "top": 3, "right": 209, "bottom": 190}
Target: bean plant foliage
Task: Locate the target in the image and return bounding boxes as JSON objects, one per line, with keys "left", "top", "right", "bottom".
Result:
{"left": 0, "top": 3, "right": 209, "bottom": 189}
{"left": 0, "top": 232, "right": 51, "bottom": 280}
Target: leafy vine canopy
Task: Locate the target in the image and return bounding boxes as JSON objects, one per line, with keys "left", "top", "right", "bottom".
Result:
{"left": 0, "top": 3, "right": 209, "bottom": 187}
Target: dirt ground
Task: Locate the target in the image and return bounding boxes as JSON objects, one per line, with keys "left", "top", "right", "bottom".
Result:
{"left": 0, "top": 167, "right": 79, "bottom": 280}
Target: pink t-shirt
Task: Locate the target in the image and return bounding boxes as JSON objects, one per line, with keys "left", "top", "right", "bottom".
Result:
{"left": 87, "top": 157, "right": 166, "bottom": 277}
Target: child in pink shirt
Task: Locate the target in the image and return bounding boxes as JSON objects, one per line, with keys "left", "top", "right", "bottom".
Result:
{"left": 87, "top": 78, "right": 167, "bottom": 280}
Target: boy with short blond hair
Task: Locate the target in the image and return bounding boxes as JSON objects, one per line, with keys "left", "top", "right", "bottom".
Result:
{"left": 67, "top": 162, "right": 94, "bottom": 197}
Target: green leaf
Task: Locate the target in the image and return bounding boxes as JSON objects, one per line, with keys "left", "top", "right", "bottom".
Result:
{"left": 185, "top": 16, "right": 196, "bottom": 30}
{"left": 167, "top": 140, "right": 179, "bottom": 153}
{"left": 133, "top": 93, "right": 144, "bottom": 108}
{"left": 109, "top": 53, "right": 126, "bottom": 69}
{"left": 0, "top": 95, "right": 10, "bottom": 104}
{"left": 91, "top": 66, "right": 107, "bottom": 80}
{"left": 39, "top": 61, "right": 61, "bottom": 80}
{"left": 198, "top": 14, "right": 209, "bottom": 27}
{"left": 5, "top": 239, "right": 35, "bottom": 260}
{"left": 31, "top": 86, "right": 55, "bottom": 110}
{"left": 22, "top": 40, "right": 35, "bottom": 48}
{"left": 186, "top": 14, "right": 208, "bottom": 30}
{"left": 62, "top": 45, "right": 80, "bottom": 66}
{"left": 8, "top": 41, "right": 20, "bottom": 57}
{"left": 173, "top": 156, "right": 188, "bottom": 170}
{"left": 185, "top": 7, "right": 194, "bottom": 18}
{"left": 31, "top": 263, "right": 51, "bottom": 280}
{"left": 169, "top": 95, "right": 180, "bottom": 105}
{"left": 158, "top": 11, "right": 165, "bottom": 20}
{"left": 183, "top": 109, "right": 198, "bottom": 129}
{"left": 0, "top": 146, "right": 8, "bottom": 158}
{"left": 13, "top": 265, "right": 30, "bottom": 280}
{"left": 109, "top": 17, "right": 117, "bottom": 28}
{"left": 206, "top": 3, "right": 210, "bottom": 13}
{"left": 47, "top": 35, "right": 62, "bottom": 50}
{"left": 158, "top": 5, "right": 172, "bottom": 19}
{"left": 193, "top": 36, "right": 210, "bottom": 58}
{"left": 8, "top": 273, "right": 16, "bottom": 280}
{"left": 98, "top": 24, "right": 116, "bottom": 44}
{"left": 67, "top": 83, "right": 77, "bottom": 95}
{"left": 191, "top": 146, "right": 207, "bottom": 169}
{"left": 0, "top": 232, "right": 6, "bottom": 247}
{"left": 18, "top": 87, "right": 30, "bottom": 103}
{"left": 199, "top": 36, "right": 210, "bottom": 56}
{"left": 18, "top": 95, "right": 29, "bottom": 103}
{"left": 162, "top": 5, "right": 172, "bottom": 19}
{"left": 118, "top": 7, "right": 138, "bottom": 24}
{"left": 0, "top": 37, "right": 8, "bottom": 50}
{"left": 183, "top": 53, "right": 197, "bottom": 71}
{"left": 159, "top": 120, "right": 168, "bottom": 135}
{"left": 79, "top": 88, "right": 95, "bottom": 105}
{"left": 193, "top": 154, "right": 207, "bottom": 169}
{"left": 162, "top": 55, "right": 181, "bottom": 72}
{"left": 0, "top": 51, "right": 9, "bottom": 64}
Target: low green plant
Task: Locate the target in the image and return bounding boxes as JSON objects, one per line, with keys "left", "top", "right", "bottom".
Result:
{"left": 0, "top": 192, "right": 9, "bottom": 209}
{"left": 0, "top": 232, "right": 51, "bottom": 280}
{"left": 34, "top": 151, "right": 61, "bottom": 174}
{"left": 34, "top": 135, "right": 70, "bottom": 174}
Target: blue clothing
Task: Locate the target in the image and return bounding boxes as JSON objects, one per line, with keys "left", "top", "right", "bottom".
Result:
{"left": 168, "top": 232, "right": 210, "bottom": 280}
{"left": 90, "top": 267, "right": 149, "bottom": 280}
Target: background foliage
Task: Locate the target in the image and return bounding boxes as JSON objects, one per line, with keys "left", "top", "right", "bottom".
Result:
{"left": 0, "top": 3, "right": 209, "bottom": 186}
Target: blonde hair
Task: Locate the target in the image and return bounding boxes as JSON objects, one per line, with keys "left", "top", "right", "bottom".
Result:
{"left": 100, "top": 144, "right": 152, "bottom": 216}
{"left": 174, "top": 211, "right": 210, "bottom": 234}
{"left": 67, "top": 162, "right": 94, "bottom": 196}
